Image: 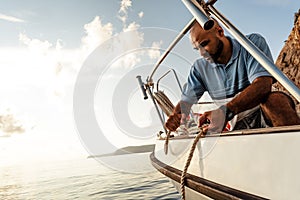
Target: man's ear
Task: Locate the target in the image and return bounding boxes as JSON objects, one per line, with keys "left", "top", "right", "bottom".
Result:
{"left": 216, "top": 26, "right": 224, "bottom": 36}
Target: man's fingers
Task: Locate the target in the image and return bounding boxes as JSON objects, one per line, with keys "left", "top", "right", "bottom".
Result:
{"left": 198, "top": 112, "right": 208, "bottom": 126}
{"left": 202, "top": 126, "right": 208, "bottom": 133}
{"left": 165, "top": 123, "right": 176, "bottom": 131}
{"left": 173, "top": 113, "right": 181, "bottom": 125}
{"left": 180, "top": 113, "right": 187, "bottom": 124}
{"left": 166, "top": 122, "right": 179, "bottom": 131}
{"left": 165, "top": 113, "right": 181, "bottom": 131}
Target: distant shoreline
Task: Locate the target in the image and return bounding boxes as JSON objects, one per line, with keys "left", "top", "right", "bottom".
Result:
{"left": 87, "top": 144, "right": 155, "bottom": 158}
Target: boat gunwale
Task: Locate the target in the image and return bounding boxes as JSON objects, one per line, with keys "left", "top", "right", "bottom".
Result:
{"left": 158, "top": 125, "right": 300, "bottom": 140}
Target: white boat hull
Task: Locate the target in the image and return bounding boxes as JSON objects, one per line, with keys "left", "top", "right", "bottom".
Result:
{"left": 151, "top": 125, "right": 300, "bottom": 199}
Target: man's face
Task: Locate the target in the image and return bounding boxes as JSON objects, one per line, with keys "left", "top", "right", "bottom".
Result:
{"left": 190, "top": 23, "right": 224, "bottom": 63}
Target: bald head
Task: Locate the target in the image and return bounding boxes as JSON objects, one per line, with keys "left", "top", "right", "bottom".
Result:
{"left": 189, "top": 19, "right": 225, "bottom": 48}
{"left": 190, "top": 19, "right": 221, "bottom": 40}
{"left": 189, "top": 19, "right": 231, "bottom": 64}
{"left": 191, "top": 19, "right": 216, "bottom": 32}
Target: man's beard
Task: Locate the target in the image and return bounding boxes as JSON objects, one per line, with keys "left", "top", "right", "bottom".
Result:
{"left": 209, "top": 40, "right": 224, "bottom": 63}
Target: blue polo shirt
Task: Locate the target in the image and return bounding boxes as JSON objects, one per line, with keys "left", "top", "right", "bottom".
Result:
{"left": 181, "top": 33, "right": 274, "bottom": 104}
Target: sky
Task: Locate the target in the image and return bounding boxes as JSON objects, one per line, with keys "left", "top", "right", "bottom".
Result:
{"left": 0, "top": 0, "right": 299, "bottom": 167}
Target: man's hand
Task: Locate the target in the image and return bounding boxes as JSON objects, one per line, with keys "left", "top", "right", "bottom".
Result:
{"left": 165, "top": 113, "right": 188, "bottom": 131}
{"left": 198, "top": 108, "right": 226, "bottom": 133}
{"left": 165, "top": 101, "right": 191, "bottom": 132}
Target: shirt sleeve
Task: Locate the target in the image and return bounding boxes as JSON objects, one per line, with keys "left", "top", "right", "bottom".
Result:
{"left": 245, "top": 33, "right": 274, "bottom": 83}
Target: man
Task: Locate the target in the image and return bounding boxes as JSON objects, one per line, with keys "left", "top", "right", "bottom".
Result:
{"left": 165, "top": 20, "right": 300, "bottom": 133}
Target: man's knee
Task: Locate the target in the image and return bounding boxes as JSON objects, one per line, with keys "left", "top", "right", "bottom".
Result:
{"left": 262, "top": 91, "right": 295, "bottom": 110}
{"left": 261, "top": 91, "right": 300, "bottom": 126}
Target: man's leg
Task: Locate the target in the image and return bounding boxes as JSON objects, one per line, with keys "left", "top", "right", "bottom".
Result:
{"left": 261, "top": 91, "right": 300, "bottom": 126}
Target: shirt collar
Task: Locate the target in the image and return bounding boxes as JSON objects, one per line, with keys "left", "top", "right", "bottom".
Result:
{"left": 210, "top": 37, "right": 240, "bottom": 68}
{"left": 225, "top": 37, "right": 240, "bottom": 67}
{"left": 200, "top": 37, "right": 241, "bottom": 68}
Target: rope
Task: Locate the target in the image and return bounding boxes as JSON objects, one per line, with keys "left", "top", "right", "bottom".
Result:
{"left": 153, "top": 90, "right": 200, "bottom": 155}
{"left": 153, "top": 91, "right": 174, "bottom": 116}
{"left": 164, "top": 130, "right": 171, "bottom": 155}
{"left": 180, "top": 128, "right": 204, "bottom": 200}
{"left": 153, "top": 90, "right": 206, "bottom": 199}
{"left": 153, "top": 91, "right": 175, "bottom": 155}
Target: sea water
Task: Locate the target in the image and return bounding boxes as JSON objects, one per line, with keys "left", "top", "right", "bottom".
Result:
{"left": 0, "top": 153, "right": 180, "bottom": 200}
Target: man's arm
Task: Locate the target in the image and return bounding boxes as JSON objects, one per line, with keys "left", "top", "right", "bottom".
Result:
{"left": 198, "top": 76, "right": 273, "bottom": 132}
{"left": 226, "top": 76, "right": 273, "bottom": 114}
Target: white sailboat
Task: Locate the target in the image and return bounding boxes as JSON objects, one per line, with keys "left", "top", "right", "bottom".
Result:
{"left": 137, "top": 0, "right": 300, "bottom": 199}
{"left": 152, "top": 125, "right": 300, "bottom": 199}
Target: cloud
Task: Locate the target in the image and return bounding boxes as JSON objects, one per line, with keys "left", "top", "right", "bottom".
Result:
{"left": 138, "top": 12, "right": 144, "bottom": 18}
{"left": 81, "top": 16, "right": 113, "bottom": 53}
{"left": 108, "top": 22, "right": 144, "bottom": 69}
{"left": 0, "top": 109, "right": 25, "bottom": 136}
{"left": 19, "top": 33, "right": 52, "bottom": 54}
{"left": 118, "top": 15, "right": 127, "bottom": 24}
{"left": 18, "top": 33, "right": 80, "bottom": 76}
{"left": 112, "top": 52, "right": 142, "bottom": 70}
{"left": 148, "top": 41, "right": 163, "bottom": 59}
{"left": 79, "top": 8, "right": 144, "bottom": 70}
{"left": 0, "top": 13, "right": 25, "bottom": 23}
{"left": 118, "top": 0, "right": 133, "bottom": 27}
{"left": 17, "top": 32, "right": 81, "bottom": 102}
{"left": 119, "top": 0, "right": 132, "bottom": 14}
{"left": 123, "top": 21, "right": 140, "bottom": 32}
{"left": 55, "top": 39, "right": 64, "bottom": 51}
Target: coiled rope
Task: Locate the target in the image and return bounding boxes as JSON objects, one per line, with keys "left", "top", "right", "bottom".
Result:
{"left": 153, "top": 91, "right": 174, "bottom": 117}
{"left": 153, "top": 91, "right": 174, "bottom": 154}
